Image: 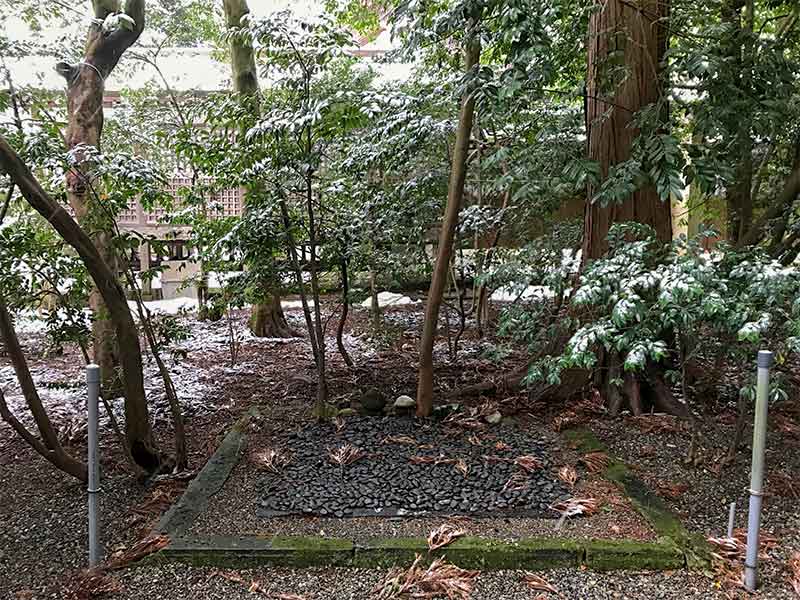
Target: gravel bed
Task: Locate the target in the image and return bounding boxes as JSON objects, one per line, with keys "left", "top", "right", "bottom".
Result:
{"left": 257, "top": 417, "right": 568, "bottom": 519}
{"left": 594, "top": 415, "right": 800, "bottom": 537}
{"left": 102, "top": 562, "right": 797, "bottom": 599}
{"left": 0, "top": 430, "right": 145, "bottom": 598}
{"left": 192, "top": 420, "right": 655, "bottom": 542}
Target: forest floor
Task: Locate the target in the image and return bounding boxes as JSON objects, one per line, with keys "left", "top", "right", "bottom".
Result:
{"left": 1, "top": 297, "right": 799, "bottom": 599}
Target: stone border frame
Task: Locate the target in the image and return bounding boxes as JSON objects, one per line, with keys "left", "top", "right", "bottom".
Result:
{"left": 151, "top": 413, "right": 710, "bottom": 571}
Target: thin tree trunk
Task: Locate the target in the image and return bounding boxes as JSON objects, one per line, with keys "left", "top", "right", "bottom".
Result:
{"left": 0, "top": 134, "right": 161, "bottom": 472}
{"left": 337, "top": 256, "right": 354, "bottom": 368}
{"left": 0, "top": 298, "right": 87, "bottom": 481}
{"left": 123, "top": 270, "right": 187, "bottom": 470}
{"left": 475, "top": 186, "right": 511, "bottom": 336}
{"left": 416, "top": 27, "right": 481, "bottom": 417}
{"left": 305, "top": 165, "right": 328, "bottom": 416}
{"left": 368, "top": 267, "right": 380, "bottom": 330}
{"left": 224, "top": 0, "right": 291, "bottom": 339}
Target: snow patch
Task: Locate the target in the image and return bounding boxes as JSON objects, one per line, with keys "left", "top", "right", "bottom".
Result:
{"left": 490, "top": 285, "right": 555, "bottom": 303}
{"left": 359, "top": 291, "right": 419, "bottom": 309}
{"left": 128, "top": 297, "right": 199, "bottom": 316}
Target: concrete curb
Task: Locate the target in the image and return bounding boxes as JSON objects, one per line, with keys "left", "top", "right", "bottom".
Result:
{"left": 562, "top": 428, "right": 711, "bottom": 568}
{"left": 156, "top": 407, "right": 259, "bottom": 537}
{"left": 147, "top": 417, "right": 701, "bottom": 572}
{"left": 153, "top": 534, "right": 686, "bottom": 571}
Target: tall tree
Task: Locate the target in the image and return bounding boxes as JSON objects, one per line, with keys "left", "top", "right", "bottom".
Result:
{"left": 223, "top": 0, "right": 293, "bottom": 339}
{"left": 416, "top": 23, "right": 481, "bottom": 417}
{"left": 580, "top": 0, "right": 686, "bottom": 417}
{"left": 582, "top": 0, "right": 672, "bottom": 261}
{"left": 55, "top": 0, "right": 146, "bottom": 392}
{"left": 0, "top": 135, "right": 162, "bottom": 472}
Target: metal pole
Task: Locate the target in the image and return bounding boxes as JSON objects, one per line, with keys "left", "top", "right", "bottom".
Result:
{"left": 727, "top": 502, "right": 736, "bottom": 538}
{"left": 87, "top": 364, "right": 102, "bottom": 567}
{"left": 744, "top": 350, "right": 772, "bottom": 592}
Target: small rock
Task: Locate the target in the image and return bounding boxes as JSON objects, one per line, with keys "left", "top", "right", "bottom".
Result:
{"left": 337, "top": 408, "right": 358, "bottom": 417}
{"left": 360, "top": 387, "right": 386, "bottom": 415}
{"left": 393, "top": 395, "right": 416, "bottom": 409}
{"left": 485, "top": 411, "right": 502, "bottom": 424}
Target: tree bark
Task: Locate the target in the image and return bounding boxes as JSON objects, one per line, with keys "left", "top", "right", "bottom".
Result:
{"left": 721, "top": 0, "right": 754, "bottom": 243}
{"left": 223, "top": 0, "right": 291, "bottom": 339}
{"left": 0, "top": 134, "right": 161, "bottom": 472}
{"left": 416, "top": 28, "right": 481, "bottom": 417}
{"left": 738, "top": 156, "right": 800, "bottom": 249}
{"left": 580, "top": 0, "right": 688, "bottom": 418}
{"left": 250, "top": 293, "right": 294, "bottom": 338}
{"left": 59, "top": 0, "right": 146, "bottom": 394}
{"left": 337, "top": 256, "right": 354, "bottom": 367}
{"left": 0, "top": 298, "right": 88, "bottom": 481}
{"left": 582, "top": 0, "right": 672, "bottom": 261}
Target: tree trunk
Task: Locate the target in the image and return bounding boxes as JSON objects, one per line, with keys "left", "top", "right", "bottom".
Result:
{"left": 582, "top": 0, "right": 672, "bottom": 261}
{"left": 337, "top": 257, "right": 354, "bottom": 368}
{"left": 368, "top": 267, "right": 381, "bottom": 330}
{"left": 250, "top": 292, "right": 294, "bottom": 338}
{"left": 721, "top": 0, "right": 754, "bottom": 243}
{"left": 0, "top": 135, "right": 161, "bottom": 472}
{"left": 0, "top": 298, "right": 88, "bottom": 481}
{"left": 223, "top": 0, "right": 291, "bottom": 338}
{"left": 60, "top": 0, "right": 146, "bottom": 394}
{"left": 416, "top": 28, "right": 481, "bottom": 417}
{"left": 581, "top": 0, "right": 686, "bottom": 418}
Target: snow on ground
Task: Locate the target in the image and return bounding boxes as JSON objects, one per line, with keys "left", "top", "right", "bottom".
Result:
{"left": 324, "top": 332, "right": 377, "bottom": 359}
{"left": 128, "top": 297, "right": 316, "bottom": 317}
{"left": 359, "top": 291, "right": 419, "bottom": 309}
{"left": 280, "top": 299, "right": 316, "bottom": 311}
{"left": 490, "top": 285, "right": 555, "bottom": 303}
{"left": 0, "top": 347, "right": 213, "bottom": 439}
{"left": 129, "top": 297, "right": 199, "bottom": 316}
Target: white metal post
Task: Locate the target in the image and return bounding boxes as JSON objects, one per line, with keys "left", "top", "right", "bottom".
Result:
{"left": 87, "top": 364, "right": 102, "bottom": 567}
{"left": 744, "top": 350, "right": 772, "bottom": 592}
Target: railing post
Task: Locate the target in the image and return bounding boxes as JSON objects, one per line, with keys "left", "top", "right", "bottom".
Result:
{"left": 87, "top": 364, "right": 102, "bottom": 568}
{"left": 744, "top": 350, "right": 773, "bottom": 592}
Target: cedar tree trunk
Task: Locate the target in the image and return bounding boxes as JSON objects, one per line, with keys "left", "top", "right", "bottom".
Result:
{"left": 582, "top": 0, "right": 672, "bottom": 261}
{"left": 582, "top": 0, "right": 687, "bottom": 417}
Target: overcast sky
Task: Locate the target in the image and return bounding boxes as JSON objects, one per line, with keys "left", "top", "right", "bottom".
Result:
{"left": 3, "top": 1, "right": 405, "bottom": 92}
{"left": 4, "top": 1, "right": 322, "bottom": 44}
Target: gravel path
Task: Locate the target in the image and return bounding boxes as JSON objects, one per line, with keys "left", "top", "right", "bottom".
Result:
{"left": 595, "top": 414, "right": 800, "bottom": 537}
{"left": 103, "top": 562, "right": 796, "bottom": 599}
{"left": 0, "top": 431, "right": 145, "bottom": 597}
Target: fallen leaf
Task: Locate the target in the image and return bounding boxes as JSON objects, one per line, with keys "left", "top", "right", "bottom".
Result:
{"left": 580, "top": 451, "right": 610, "bottom": 474}
{"left": 557, "top": 465, "right": 578, "bottom": 487}
{"left": 514, "top": 455, "right": 543, "bottom": 473}
{"left": 428, "top": 523, "right": 467, "bottom": 551}
{"left": 522, "top": 572, "right": 559, "bottom": 595}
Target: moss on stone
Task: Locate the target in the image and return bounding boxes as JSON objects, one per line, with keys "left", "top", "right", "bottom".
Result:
{"left": 269, "top": 536, "right": 354, "bottom": 567}
{"left": 562, "top": 428, "right": 711, "bottom": 569}
{"left": 584, "top": 539, "right": 684, "bottom": 571}
{"left": 354, "top": 536, "right": 581, "bottom": 570}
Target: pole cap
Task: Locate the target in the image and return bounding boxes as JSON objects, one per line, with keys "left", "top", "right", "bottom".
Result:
{"left": 86, "top": 363, "right": 101, "bottom": 383}
{"left": 757, "top": 350, "right": 774, "bottom": 369}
